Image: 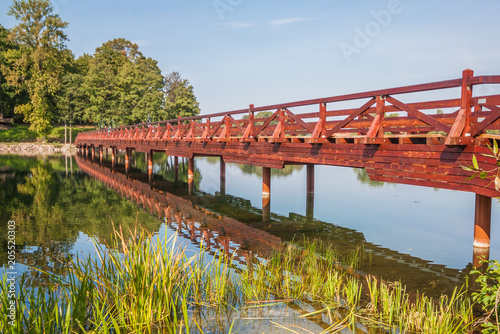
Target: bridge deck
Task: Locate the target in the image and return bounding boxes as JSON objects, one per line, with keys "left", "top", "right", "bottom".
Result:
{"left": 76, "top": 70, "right": 500, "bottom": 198}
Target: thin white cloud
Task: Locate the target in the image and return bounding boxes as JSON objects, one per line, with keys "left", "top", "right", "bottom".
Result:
{"left": 219, "top": 21, "right": 255, "bottom": 29}
{"left": 270, "top": 17, "right": 310, "bottom": 26}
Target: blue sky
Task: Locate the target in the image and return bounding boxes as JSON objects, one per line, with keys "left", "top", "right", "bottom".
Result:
{"left": 1, "top": 0, "right": 499, "bottom": 114}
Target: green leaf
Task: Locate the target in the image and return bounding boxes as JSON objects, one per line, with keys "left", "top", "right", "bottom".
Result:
{"left": 480, "top": 172, "right": 488, "bottom": 179}
{"left": 466, "top": 173, "right": 478, "bottom": 181}
{"left": 494, "top": 139, "right": 499, "bottom": 156}
{"left": 472, "top": 154, "right": 479, "bottom": 170}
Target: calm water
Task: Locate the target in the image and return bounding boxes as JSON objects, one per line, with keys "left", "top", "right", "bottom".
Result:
{"left": 1, "top": 152, "right": 499, "bottom": 331}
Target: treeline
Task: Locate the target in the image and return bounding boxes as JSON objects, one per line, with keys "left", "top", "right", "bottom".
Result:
{"left": 0, "top": 0, "right": 200, "bottom": 136}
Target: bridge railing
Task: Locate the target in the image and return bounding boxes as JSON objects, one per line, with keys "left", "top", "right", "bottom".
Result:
{"left": 76, "top": 69, "right": 500, "bottom": 146}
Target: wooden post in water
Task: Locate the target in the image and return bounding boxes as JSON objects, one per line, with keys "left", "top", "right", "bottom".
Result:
{"left": 125, "top": 148, "right": 130, "bottom": 175}
{"left": 220, "top": 158, "right": 226, "bottom": 195}
{"left": 188, "top": 157, "right": 194, "bottom": 196}
{"left": 473, "top": 194, "right": 492, "bottom": 267}
{"left": 147, "top": 150, "right": 153, "bottom": 183}
{"left": 262, "top": 167, "right": 271, "bottom": 222}
{"left": 306, "top": 164, "right": 315, "bottom": 221}
{"left": 99, "top": 146, "right": 103, "bottom": 165}
{"left": 174, "top": 156, "right": 179, "bottom": 183}
{"left": 111, "top": 147, "right": 116, "bottom": 169}
{"left": 91, "top": 145, "right": 95, "bottom": 161}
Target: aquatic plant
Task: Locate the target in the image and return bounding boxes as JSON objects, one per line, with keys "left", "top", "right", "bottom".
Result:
{"left": 0, "top": 226, "right": 482, "bottom": 333}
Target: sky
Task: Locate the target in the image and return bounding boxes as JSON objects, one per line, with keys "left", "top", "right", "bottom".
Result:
{"left": 0, "top": 0, "right": 499, "bottom": 115}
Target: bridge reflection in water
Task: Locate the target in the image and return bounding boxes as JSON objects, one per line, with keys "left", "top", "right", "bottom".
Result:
{"left": 76, "top": 153, "right": 476, "bottom": 296}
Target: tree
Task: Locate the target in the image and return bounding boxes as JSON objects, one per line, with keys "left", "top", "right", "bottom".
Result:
{"left": 55, "top": 54, "right": 90, "bottom": 143}
{"left": 1, "top": 0, "right": 69, "bottom": 136}
{"left": 0, "top": 23, "right": 27, "bottom": 123}
{"left": 83, "top": 38, "right": 164, "bottom": 127}
{"left": 164, "top": 71, "right": 200, "bottom": 120}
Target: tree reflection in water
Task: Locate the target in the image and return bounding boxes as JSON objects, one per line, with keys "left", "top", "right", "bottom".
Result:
{"left": 0, "top": 155, "right": 162, "bottom": 288}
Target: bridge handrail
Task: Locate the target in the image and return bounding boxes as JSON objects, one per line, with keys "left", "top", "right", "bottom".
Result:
{"left": 76, "top": 71, "right": 500, "bottom": 146}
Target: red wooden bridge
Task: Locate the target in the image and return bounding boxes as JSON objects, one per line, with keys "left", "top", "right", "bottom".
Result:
{"left": 76, "top": 69, "right": 500, "bottom": 255}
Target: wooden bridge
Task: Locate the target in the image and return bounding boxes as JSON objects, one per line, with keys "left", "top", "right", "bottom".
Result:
{"left": 75, "top": 69, "right": 500, "bottom": 255}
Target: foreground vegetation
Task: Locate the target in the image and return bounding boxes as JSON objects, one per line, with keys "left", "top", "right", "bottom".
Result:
{"left": 1, "top": 225, "right": 497, "bottom": 333}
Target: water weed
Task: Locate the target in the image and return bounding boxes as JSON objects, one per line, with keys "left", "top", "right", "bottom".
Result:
{"left": 0, "top": 226, "right": 486, "bottom": 333}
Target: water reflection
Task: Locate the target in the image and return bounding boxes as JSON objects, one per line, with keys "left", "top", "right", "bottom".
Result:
{"left": 76, "top": 153, "right": 471, "bottom": 297}
{"left": 0, "top": 155, "right": 162, "bottom": 287}
{"left": 0, "top": 151, "right": 491, "bottom": 298}
{"left": 353, "top": 168, "right": 384, "bottom": 188}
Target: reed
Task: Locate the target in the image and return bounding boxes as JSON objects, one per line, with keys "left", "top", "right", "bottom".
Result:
{"left": 0, "top": 226, "right": 480, "bottom": 333}
{"left": 240, "top": 237, "right": 476, "bottom": 333}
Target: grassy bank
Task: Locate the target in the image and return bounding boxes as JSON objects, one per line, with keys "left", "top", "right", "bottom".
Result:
{"left": 0, "top": 226, "right": 494, "bottom": 333}
{"left": 0, "top": 125, "right": 95, "bottom": 143}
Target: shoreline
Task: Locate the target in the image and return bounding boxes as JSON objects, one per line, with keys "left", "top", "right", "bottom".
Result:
{"left": 0, "top": 142, "right": 76, "bottom": 155}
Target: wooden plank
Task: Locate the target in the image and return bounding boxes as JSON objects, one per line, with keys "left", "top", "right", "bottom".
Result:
{"left": 470, "top": 104, "right": 500, "bottom": 136}
{"left": 386, "top": 96, "right": 451, "bottom": 133}
{"left": 325, "top": 98, "right": 376, "bottom": 137}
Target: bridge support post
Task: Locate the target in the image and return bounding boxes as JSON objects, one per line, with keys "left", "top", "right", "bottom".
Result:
{"left": 111, "top": 147, "right": 116, "bottom": 169}
{"left": 188, "top": 158, "right": 194, "bottom": 196}
{"left": 220, "top": 158, "right": 226, "bottom": 196}
{"left": 262, "top": 167, "right": 271, "bottom": 222}
{"left": 91, "top": 145, "right": 95, "bottom": 161}
{"left": 306, "top": 164, "right": 315, "bottom": 221}
{"left": 147, "top": 150, "right": 153, "bottom": 183}
{"left": 99, "top": 146, "right": 103, "bottom": 165}
{"left": 105, "top": 147, "right": 108, "bottom": 161}
{"left": 473, "top": 194, "right": 492, "bottom": 267}
{"left": 174, "top": 156, "right": 179, "bottom": 183}
{"left": 125, "top": 148, "right": 130, "bottom": 175}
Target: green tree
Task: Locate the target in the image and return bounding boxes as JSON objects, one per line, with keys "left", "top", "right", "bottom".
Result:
{"left": 83, "top": 38, "right": 164, "bottom": 127}
{"left": 164, "top": 71, "right": 200, "bottom": 120}
{"left": 1, "top": 0, "right": 70, "bottom": 136}
{"left": 0, "top": 23, "right": 27, "bottom": 122}
{"left": 55, "top": 54, "right": 90, "bottom": 142}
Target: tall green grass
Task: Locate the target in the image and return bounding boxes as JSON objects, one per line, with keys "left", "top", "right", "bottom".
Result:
{"left": 0, "top": 226, "right": 480, "bottom": 333}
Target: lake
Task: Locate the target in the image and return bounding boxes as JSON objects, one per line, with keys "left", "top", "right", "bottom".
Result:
{"left": 0, "top": 152, "right": 498, "bottom": 332}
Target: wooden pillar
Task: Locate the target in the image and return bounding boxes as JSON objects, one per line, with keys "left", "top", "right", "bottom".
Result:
{"left": 262, "top": 167, "right": 271, "bottom": 222}
{"left": 147, "top": 150, "right": 153, "bottom": 183}
{"left": 174, "top": 156, "right": 179, "bottom": 183}
{"left": 105, "top": 147, "right": 109, "bottom": 161}
{"left": 188, "top": 157, "right": 194, "bottom": 196}
{"left": 220, "top": 158, "right": 226, "bottom": 196}
{"left": 111, "top": 147, "right": 116, "bottom": 169}
{"left": 91, "top": 145, "right": 95, "bottom": 161}
{"left": 473, "top": 247, "right": 490, "bottom": 268}
{"left": 99, "top": 146, "right": 103, "bottom": 165}
{"left": 125, "top": 148, "right": 130, "bottom": 175}
{"left": 474, "top": 194, "right": 492, "bottom": 249}
{"left": 306, "top": 164, "right": 315, "bottom": 221}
